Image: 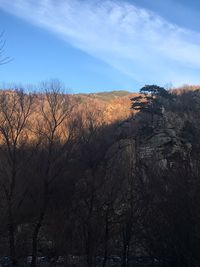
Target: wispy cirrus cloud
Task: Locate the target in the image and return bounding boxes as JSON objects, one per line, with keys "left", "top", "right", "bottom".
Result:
{"left": 1, "top": 0, "right": 200, "bottom": 86}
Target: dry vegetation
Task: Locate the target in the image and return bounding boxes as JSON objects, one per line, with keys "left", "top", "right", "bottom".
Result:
{"left": 0, "top": 83, "right": 199, "bottom": 267}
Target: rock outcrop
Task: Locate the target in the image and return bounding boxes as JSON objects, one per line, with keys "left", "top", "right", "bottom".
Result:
{"left": 106, "top": 109, "right": 193, "bottom": 173}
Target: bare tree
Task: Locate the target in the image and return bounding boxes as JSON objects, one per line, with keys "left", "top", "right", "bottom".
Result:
{"left": 30, "top": 80, "right": 75, "bottom": 267}
{"left": 0, "top": 89, "right": 33, "bottom": 266}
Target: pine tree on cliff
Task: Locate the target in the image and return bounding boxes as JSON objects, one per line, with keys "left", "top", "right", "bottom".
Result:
{"left": 131, "top": 85, "right": 172, "bottom": 125}
{"left": 131, "top": 85, "right": 170, "bottom": 114}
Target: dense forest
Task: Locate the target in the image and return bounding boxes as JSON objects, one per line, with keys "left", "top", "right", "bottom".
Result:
{"left": 0, "top": 81, "right": 199, "bottom": 267}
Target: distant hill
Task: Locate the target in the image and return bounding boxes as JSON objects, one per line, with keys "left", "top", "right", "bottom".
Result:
{"left": 78, "top": 90, "right": 132, "bottom": 101}
{"left": 74, "top": 90, "right": 138, "bottom": 123}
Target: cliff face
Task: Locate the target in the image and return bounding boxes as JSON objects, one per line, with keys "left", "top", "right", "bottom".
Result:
{"left": 139, "top": 114, "right": 192, "bottom": 163}
{"left": 104, "top": 87, "right": 200, "bottom": 174}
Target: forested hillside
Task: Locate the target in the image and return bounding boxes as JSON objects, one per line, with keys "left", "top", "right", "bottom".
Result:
{"left": 0, "top": 82, "right": 199, "bottom": 267}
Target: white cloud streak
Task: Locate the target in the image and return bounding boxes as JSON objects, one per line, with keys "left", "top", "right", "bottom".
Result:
{"left": 1, "top": 0, "right": 200, "bottom": 86}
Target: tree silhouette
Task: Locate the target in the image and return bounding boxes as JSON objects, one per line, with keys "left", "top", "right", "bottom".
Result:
{"left": 131, "top": 85, "right": 171, "bottom": 115}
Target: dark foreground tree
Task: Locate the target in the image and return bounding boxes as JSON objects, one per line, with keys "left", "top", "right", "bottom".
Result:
{"left": 0, "top": 90, "right": 33, "bottom": 266}
{"left": 30, "top": 80, "right": 75, "bottom": 267}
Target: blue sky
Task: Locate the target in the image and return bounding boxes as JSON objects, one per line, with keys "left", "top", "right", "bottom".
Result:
{"left": 0, "top": 0, "right": 200, "bottom": 93}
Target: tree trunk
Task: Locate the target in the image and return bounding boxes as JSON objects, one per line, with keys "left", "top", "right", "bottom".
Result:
{"left": 121, "top": 224, "right": 131, "bottom": 267}
{"left": 31, "top": 212, "right": 45, "bottom": 267}
{"left": 6, "top": 193, "right": 17, "bottom": 267}
{"left": 86, "top": 232, "right": 93, "bottom": 267}
{"left": 31, "top": 187, "right": 48, "bottom": 267}
{"left": 102, "top": 213, "right": 109, "bottom": 267}
{"left": 8, "top": 206, "right": 17, "bottom": 267}
{"left": 122, "top": 242, "right": 128, "bottom": 267}
{"left": 8, "top": 161, "right": 18, "bottom": 266}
